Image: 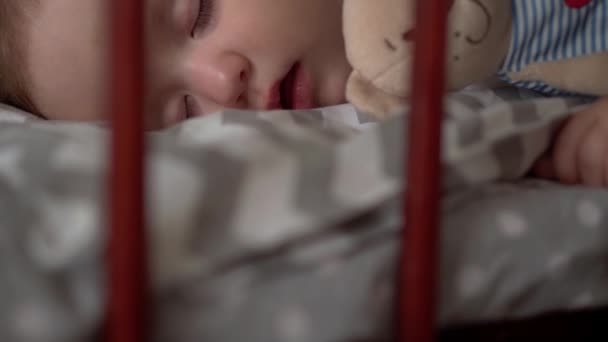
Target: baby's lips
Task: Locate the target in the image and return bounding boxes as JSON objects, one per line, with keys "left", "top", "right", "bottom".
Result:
{"left": 266, "top": 82, "right": 282, "bottom": 110}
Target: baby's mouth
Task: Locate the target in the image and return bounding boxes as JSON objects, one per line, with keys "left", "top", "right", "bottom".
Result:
{"left": 280, "top": 64, "right": 299, "bottom": 109}
{"left": 280, "top": 63, "right": 313, "bottom": 110}
{"left": 267, "top": 62, "right": 313, "bottom": 110}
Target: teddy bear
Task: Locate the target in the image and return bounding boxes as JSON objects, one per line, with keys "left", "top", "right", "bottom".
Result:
{"left": 343, "top": 0, "right": 608, "bottom": 118}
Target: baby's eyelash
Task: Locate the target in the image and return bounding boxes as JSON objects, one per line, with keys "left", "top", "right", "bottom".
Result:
{"left": 191, "top": 0, "right": 214, "bottom": 38}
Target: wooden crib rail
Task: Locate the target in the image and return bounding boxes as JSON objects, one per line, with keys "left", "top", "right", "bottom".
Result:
{"left": 402, "top": 0, "right": 449, "bottom": 341}
{"left": 106, "top": 0, "right": 148, "bottom": 341}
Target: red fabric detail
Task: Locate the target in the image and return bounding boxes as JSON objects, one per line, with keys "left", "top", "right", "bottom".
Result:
{"left": 565, "top": 0, "right": 593, "bottom": 8}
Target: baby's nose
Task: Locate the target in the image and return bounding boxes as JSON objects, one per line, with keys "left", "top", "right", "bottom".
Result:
{"left": 189, "top": 53, "right": 251, "bottom": 107}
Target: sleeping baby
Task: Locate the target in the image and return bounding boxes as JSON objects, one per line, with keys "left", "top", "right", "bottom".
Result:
{"left": 0, "top": 0, "right": 607, "bottom": 185}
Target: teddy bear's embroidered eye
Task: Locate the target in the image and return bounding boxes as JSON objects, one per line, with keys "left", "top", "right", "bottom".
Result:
{"left": 384, "top": 39, "right": 397, "bottom": 51}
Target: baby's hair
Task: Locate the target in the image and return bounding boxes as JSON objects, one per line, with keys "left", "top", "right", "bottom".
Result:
{"left": 0, "top": 0, "right": 38, "bottom": 113}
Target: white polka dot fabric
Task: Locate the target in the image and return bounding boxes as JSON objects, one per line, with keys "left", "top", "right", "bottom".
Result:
{"left": 0, "top": 87, "right": 607, "bottom": 341}
{"left": 440, "top": 181, "right": 608, "bottom": 326}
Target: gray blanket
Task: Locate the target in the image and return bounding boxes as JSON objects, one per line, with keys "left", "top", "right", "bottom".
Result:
{"left": 1, "top": 86, "right": 606, "bottom": 341}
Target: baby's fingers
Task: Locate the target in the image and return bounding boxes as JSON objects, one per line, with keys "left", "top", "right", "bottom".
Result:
{"left": 577, "top": 127, "right": 608, "bottom": 186}
{"left": 553, "top": 112, "right": 597, "bottom": 184}
{"left": 532, "top": 154, "right": 557, "bottom": 180}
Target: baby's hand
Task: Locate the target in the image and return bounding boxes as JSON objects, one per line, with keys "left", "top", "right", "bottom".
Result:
{"left": 534, "top": 97, "right": 608, "bottom": 186}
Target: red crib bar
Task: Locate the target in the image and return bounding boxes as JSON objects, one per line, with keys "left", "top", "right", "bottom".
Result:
{"left": 106, "top": 0, "right": 148, "bottom": 341}
{"left": 402, "top": 0, "right": 449, "bottom": 341}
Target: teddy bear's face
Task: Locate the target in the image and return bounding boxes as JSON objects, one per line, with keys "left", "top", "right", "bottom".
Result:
{"left": 343, "top": 0, "right": 512, "bottom": 97}
{"left": 447, "top": 0, "right": 512, "bottom": 89}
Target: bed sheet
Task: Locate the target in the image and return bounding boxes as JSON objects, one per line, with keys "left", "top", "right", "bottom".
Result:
{"left": 0, "top": 87, "right": 606, "bottom": 341}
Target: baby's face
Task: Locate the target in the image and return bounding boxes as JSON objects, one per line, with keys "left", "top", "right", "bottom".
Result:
{"left": 27, "top": 0, "right": 350, "bottom": 129}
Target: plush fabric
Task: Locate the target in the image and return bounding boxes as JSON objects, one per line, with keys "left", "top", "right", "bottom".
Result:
{"left": 343, "top": 0, "right": 608, "bottom": 117}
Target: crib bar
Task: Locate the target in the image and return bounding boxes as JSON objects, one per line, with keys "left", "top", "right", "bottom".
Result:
{"left": 106, "top": 0, "right": 148, "bottom": 341}
{"left": 401, "top": 0, "right": 449, "bottom": 341}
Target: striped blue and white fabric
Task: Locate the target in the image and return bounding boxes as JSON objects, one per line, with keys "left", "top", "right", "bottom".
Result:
{"left": 499, "top": 0, "right": 608, "bottom": 95}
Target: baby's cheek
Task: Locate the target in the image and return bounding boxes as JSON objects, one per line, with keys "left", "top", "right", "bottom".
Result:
{"left": 317, "top": 70, "right": 349, "bottom": 107}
